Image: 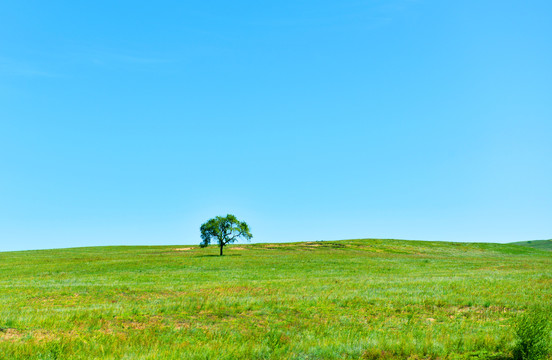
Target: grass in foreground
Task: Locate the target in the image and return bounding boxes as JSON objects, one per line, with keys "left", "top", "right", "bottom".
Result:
{"left": 0, "top": 239, "right": 551, "bottom": 359}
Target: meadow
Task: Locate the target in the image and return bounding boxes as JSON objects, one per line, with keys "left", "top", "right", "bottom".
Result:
{"left": 0, "top": 239, "right": 551, "bottom": 359}
{"left": 510, "top": 240, "right": 552, "bottom": 252}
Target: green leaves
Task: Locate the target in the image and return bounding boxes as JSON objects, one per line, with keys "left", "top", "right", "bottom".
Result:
{"left": 199, "top": 214, "right": 253, "bottom": 255}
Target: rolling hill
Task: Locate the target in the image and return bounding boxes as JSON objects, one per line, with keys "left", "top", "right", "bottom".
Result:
{"left": 1, "top": 239, "right": 551, "bottom": 359}
{"left": 510, "top": 239, "right": 552, "bottom": 251}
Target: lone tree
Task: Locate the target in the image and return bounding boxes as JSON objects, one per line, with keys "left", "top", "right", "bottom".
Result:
{"left": 200, "top": 214, "right": 253, "bottom": 256}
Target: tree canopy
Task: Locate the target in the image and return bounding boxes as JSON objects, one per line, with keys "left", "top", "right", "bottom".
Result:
{"left": 199, "top": 214, "right": 253, "bottom": 256}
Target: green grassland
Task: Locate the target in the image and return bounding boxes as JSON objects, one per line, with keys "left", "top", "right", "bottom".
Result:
{"left": 0, "top": 239, "right": 551, "bottom": 359}
{"left": 510, "top": 239, "right": 552, "bottom": 252}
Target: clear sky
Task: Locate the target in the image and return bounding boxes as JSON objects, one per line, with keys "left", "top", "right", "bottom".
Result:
{"left": 1, "top": 1, "right": 551, "bottom": 252}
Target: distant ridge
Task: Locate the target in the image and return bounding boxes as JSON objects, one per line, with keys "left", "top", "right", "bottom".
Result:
{"left": 510, "top": 239, "right": 552, "bottom": 251}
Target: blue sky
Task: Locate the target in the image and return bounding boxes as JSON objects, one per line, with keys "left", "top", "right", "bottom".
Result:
{"left": 1, "top": 0, "right": 551, "bottom": 251}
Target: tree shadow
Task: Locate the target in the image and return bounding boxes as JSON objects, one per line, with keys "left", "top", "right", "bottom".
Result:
{"left": 194, "top": 254, "right": 243, "bottom": 258}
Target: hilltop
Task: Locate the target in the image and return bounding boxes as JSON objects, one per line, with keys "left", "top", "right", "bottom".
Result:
{"left": 0, "top": 238, "right": 551, "bottom": 359}
{"left": 510, "top": 239, "right": 552, "bottom": 251}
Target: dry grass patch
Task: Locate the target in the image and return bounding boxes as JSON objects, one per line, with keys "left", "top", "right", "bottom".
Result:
{"left": 173, "top": 247, "right": 194, "bottom": 251}
{"left": 0, "top": 328, "right": 24, "bottom": 342}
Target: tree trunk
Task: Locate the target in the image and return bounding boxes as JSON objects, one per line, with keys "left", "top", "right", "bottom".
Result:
{"left": 220, "top": 244, "right": 223, "bottom": 256}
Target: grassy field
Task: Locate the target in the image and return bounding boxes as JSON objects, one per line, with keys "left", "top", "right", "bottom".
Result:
{"left": 0, "top": 239, "right": 551, "bottom": 359}
{"left": 510, "top": 240, "right": 552, "bottom": 252}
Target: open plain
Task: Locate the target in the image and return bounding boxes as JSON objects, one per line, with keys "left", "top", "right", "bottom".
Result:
{"left": 0, "top": 239, "right": 551, "bottom": 359}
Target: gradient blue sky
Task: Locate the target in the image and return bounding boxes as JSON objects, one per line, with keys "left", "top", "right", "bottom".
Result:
{"left": 1, "top": 1, "right": 551, "bottom": 251}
